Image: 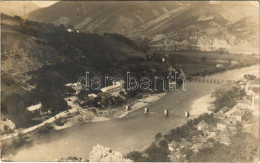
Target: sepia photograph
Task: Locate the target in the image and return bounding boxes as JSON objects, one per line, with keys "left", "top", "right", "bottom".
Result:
{"left": 0, "top": 0, "right": 259, "bottom": 162}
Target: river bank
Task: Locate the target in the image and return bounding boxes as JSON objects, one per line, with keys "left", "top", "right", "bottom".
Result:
{"left": 4, "top": 64, "right": 259, "bottom": 161}
{"left": 1, "top": 92, "right": 168, "bottom": 160}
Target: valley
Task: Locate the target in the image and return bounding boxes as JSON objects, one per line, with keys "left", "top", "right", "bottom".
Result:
{"left": 1, "top": 1, "right": 259, "bottom": 162}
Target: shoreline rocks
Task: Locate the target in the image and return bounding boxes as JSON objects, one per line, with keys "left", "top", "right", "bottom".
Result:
{"left": 88, "top": 145, "right": 132, "bottom": 162}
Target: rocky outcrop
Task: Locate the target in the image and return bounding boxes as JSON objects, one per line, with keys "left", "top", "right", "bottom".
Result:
{"left": 54, "top": 157, "right": 86, "bottom": 162}
{"left": 88, "top": 145, "right": 132, "bottom": 162}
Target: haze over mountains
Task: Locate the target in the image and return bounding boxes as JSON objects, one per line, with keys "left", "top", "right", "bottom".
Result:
{"left": 1, "top": 1, "right": 39, "bottom": 18}
{"left": 27, "top": 1, "right": 259, "bottom": 53}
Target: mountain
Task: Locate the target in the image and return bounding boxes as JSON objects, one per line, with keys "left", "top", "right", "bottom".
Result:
{"left": 2, "top": 13, "right": 170, "bottom": 77}
{"left": 128, "top": 2, "right": 259, "bottom": 53}
{"left": 28, "top": 1, "right": 185, "bottom": 34}
{"left": 28, "top": 1, "right": 259, "bottom": 54}
{"left": 1, "top": 1, "right": 39, "bottom": 18}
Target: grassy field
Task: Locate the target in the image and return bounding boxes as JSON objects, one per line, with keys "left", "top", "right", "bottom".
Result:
{"left": 180, "top": 64, "right": 216, "bottom": 76}
{"left": 174, "top": 51, "right": 259, "bottom": 64}
{"left": 172, "top": 52, "right": 259, "bottom": 76}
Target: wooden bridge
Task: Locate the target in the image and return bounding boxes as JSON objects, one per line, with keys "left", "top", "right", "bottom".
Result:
{"left": 185, "top": 76, "right": 239, "bottom": 85}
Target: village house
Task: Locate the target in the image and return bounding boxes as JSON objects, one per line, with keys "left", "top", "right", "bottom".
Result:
{"left": 168, "top": 141, "right": 179, "bottom": 152}
{"left": 168, "top": 81, "right": 177, "bottom": 90}
{"left": 197, "top": 120, "right": 209, "bottom": 131}
{"left": 26, "top": 103, "right": 42, "bottom": 114}
{"left": 101, "top": 81, "right": 125, "bottom": 96}
{"left": 220, "top": 106, "right": 231, "bottom": 113}
{"left": 67, "top": 28, "right": 73, "bottom": 32}
{"left": 216, "top": 63, "right": 224, "bottom": 68}
{"left": 236, "top": 98, "right": 254, "bottom": 110}
{"left": 162, "top": 57, "right": 165, "bottom": 62}
{"left": 215, "top": 133, "right": 230, "bottom": 145}
{"left": 192, "top": 135, "right": 208, "bottom": 143}
{"left": 190, "top": 143, "right": 210, "bottom": 153}
{"left": 125, "top": 105, "right": 131, "bottom": 111}
{"left": 214, "top": 112, "right": 228, "bottom": 120}
{"left": 217, "top": 121, "right": 229, "bottom": 130}
{"left": 179, "top": 139, "right": 192, "bottom": 148}
{"left": 88, "top": 93, "right": 97, "bottom": 98}
{"left": 230, "top": 111, "right": 243, "bottom": 122}
{"left": 227, "top": 125, "right": 237, "bottom": 134}
{"left": 65, "top": 82, "right": 81, "bottom": 94}
{"left": 1, "top": 115, "right": 16, "bottom": 132}
{"left": 231, "top": 60, "right": 239, "bottom": 65}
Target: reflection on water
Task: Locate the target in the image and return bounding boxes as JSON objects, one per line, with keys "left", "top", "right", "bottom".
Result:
{"left": 12, "top": 65, "right": 259, "bottom": 161}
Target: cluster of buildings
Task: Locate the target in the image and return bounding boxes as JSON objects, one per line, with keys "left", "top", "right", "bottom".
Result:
{"left": 0, "top": 115, "right": 16, "bottom": 134}
{"left": 168, "top": 76, "right": 259, "bottom": 161}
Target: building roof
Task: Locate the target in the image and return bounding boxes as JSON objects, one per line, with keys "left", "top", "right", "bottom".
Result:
{"left": 101, "top": 82, "right": 124, "bottom": 92}
{"left": 179, "top": 140, "right": 191, "bottom": 147}
{"left": 88, "top": 94, "right": 97, "bottom": 98}
{"left": 169, "top": 141, "right": 179, "bottom": 148}
{"left": 237, "top": 99, "right": 252, "bottom": 105}
{"left": 231, "top": 111, "right": 243, "bottom": 116}
{"left": 217, "top": 120, "right": 229, "bottom": 126}
{"left": 214, "top": 112, "right": 228, "bottom": 119}
{"left": 26, "top": 103, "right": 42, "bottom": 111}
{"left": 198, "top": 120, "right": 208, "bottom": 127}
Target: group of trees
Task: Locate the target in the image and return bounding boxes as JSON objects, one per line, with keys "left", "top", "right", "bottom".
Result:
{"left": 213, "top": 87, "right": 240, "bottom": 112}
{"left": 1, "top": 92, "right": 35, "bottom": 127}
{"left": 126, "top": 113, "right": 216, "bottom": 162}
{"left": 127, "top": 111, "right": 256, "bottom": 162}
{"left": 190, "top": 130, "right": 258, "bottom": 162}
{"left": 2, "top": 14, "right": 181, "bottom": 127}
{"left": 126, "top": 142, "right": 170, "bottom": 162}
{"left": 29, "top": 71, "right": 69, "bottom": 114}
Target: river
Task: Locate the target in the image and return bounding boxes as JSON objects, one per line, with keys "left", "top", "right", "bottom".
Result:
{"left": 12, "top": 65, "right": 259, "bottom": 161}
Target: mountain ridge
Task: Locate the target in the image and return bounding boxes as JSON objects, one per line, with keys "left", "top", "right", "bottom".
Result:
{"left": 27, "top": 1, "right": 259, "bottom": 53}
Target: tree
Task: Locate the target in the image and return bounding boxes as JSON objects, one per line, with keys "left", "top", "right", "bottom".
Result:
{"left": 158, "top": 139, "right": 168, "bottom": 148}
{"left": 126, "top": 151, "right": 145, "bottom": 162}
{"left": 201, "top": 56, "right": 207, "bottom": 64}
{"left": 3, "top": 125, "right": 9, "bottom": 133}
{"left": 155, "top": 132, "right": 162, "bottom": 141}
{"left": 145, "top": 144, "right": 170, "bottom": 162}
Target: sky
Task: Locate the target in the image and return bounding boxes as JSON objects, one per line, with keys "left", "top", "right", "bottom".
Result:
{"left": 32, "top": 1, "right": 58, "bottom": 8}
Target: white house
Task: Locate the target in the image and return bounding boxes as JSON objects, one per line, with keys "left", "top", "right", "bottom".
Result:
{"left": 217, "top": 121, "right": 228, "bottom": 130}
{"left": 67, "top": 28, "right": 72, "bottom": 32}
{"left": 230, "top": 111, "right": 243, "bottom": 122}
{"left": 197, "top": 120, "right": 208, "bottom": 131}
{"left": 168, "top": 141, "right": 178, "bottom": 152}
{"left": 162, "top": 57, "right": 165, "bottom": 62}
{"left": 65, "top": 82, "right": 81, "bottom": 94}
{"left": 236, "top": 98, "right": 254, "bottom": 110}
{"left": 214, "top": 112, "right": 228, "bottom": 120}
{"left": 216, "top": 64, "right": 224, "bottom": 68}
{"left": 101, "top": 81, "right": 125, "bottom": 96}
{"left": 1, "top": 116, "right": 16, "bottom": 131}
{"left": 26, "top": 103, "right": 42, "bottom": 113}
{"left": 88, "top": 94, "right": 97, "bottom": 98}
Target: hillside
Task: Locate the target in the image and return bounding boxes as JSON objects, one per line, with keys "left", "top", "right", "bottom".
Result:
{"left": 1, "top": 1, "right": 39, "bottom": 18}
{"left": 27, "top": 1, "right": 259, "bottom": 53}
{"left": 1, "top": 14, "right": 170, "bottom": 126}
{"left": 28, "top": 1, "right": 184, "bottom": 34}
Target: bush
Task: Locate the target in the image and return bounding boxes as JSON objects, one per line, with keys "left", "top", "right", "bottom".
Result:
{"left": 158, "top": 139, "right": 168, "bottom": 148}
{"left": 201, "top": 56, "right": 207, "bottom": 64}
{"left": 213, "top": 87, "right": 239, "bottom": 112}
{"left": 144, "top": 144, "right": 170, "bottom": 162}
{"left": 54, "top": 117, "right": 64, "bottom": 126}
{"left": 155, "top": 132, "right": 162, "bottom": 141}
{"left": 126, "top": 151, "right": 145, "bottom": 162}
{"left": 12, "top": 131, "right": 26, "bottom": 148}
{"left": 244, "top": 74, "right": 256, "bottom": 80}
{"left": 37, "top": 123, "right": 53, "bottom": 134}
